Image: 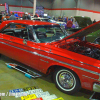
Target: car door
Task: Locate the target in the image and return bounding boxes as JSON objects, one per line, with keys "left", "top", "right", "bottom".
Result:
{"left": 0, "top": 26, "right": 16, "bottom": 58}
{"left": 0, "top": 23, "right": 40, "bottom": 70}
{"left": 24, "top": 25, "right": 41, "bottom": 70}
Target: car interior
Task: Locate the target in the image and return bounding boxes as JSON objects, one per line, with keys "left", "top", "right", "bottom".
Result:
{"left": 1, "top": 24, "right": 35, "bottom": 41}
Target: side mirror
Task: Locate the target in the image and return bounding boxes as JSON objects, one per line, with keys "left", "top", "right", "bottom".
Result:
{"left": 23, "top": 39, "right": 27, "bottom": 45}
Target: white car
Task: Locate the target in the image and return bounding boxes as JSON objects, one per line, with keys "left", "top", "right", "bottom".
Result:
{"left": 49, "top": 19, "right": 66, "bottom": 28}
{"left": 31, "top": 17, "right": 66, "bottom": 28}
{"left": 31, "top": 17, "right": 50, "bottom": 22}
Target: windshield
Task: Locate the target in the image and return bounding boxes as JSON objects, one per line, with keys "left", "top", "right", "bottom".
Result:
{"left": 33, "top": 25, "right": 67, "bottom": 43}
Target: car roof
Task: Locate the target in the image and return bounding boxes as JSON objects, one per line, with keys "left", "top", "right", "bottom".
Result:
{"left": 2, "top": 20, "right": 58, "bottom": 26}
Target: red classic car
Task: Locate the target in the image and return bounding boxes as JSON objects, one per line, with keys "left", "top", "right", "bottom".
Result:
{"left": 0, "top": 20, "right": 100, "bottom": 95}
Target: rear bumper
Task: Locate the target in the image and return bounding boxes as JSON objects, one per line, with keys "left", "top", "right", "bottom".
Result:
{"left": 93, "top": 83, "right": 100, "bottom": 92}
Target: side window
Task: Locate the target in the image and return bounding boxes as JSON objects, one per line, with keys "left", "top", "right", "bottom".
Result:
{"left": 2, "top": 23, "right": 28, "bottom": 39}
{"left": 2, "top": 23, "right": 34, "bottom": 41}
{"left": 2, "top": 23, "right": 16, "bottom": 36}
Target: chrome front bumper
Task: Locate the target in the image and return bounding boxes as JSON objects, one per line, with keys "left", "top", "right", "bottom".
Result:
{"left": 93, "top": 83, "right": 100, "bottom": 92}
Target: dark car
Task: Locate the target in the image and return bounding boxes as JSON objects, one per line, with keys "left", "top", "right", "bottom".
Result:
{"left": 68, "top": 16, "right": 93, "bottom": 33}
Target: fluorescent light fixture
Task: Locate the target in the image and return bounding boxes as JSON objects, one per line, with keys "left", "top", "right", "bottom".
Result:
{"left": 44, "top": 14, "right": 47, "bottom": 16}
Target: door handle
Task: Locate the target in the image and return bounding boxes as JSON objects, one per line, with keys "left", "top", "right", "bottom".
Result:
{"left": 23, "top": 39, "right": 27, "bottom": 45}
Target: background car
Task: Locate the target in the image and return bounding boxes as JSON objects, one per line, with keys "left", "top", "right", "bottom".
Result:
{"left": 67, "top": 16, "right": 93, "bottom": 33}
{"left": 31, "top": 16, "right": 50, "bottom": 22}
{"left": 31, "top": 17, "right": 66, "bottom": 29}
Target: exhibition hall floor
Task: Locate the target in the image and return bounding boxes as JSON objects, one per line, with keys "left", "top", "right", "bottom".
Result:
{"left": 0, "top": 55, "right": 93, "bottom": 100}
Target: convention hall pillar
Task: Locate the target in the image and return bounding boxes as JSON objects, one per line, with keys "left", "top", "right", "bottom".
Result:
{"left": 33, "top": 0, "right": 36, "bottom": 16}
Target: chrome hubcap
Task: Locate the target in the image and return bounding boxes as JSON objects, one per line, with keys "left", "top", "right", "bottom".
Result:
{"left": 59, "top": 72, "right": 74, "bottom": 89}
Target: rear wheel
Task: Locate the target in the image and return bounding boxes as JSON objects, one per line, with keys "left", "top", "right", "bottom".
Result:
{"left": 53, "top": 68, "right": 81, "bottom": 95}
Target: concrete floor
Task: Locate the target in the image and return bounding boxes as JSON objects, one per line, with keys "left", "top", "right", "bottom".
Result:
{"left": 0, "top": 55, "right": 93, "bottom": 100}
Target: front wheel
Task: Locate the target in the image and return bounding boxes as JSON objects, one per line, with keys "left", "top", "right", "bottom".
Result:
{"left": 53, "top": 68, "right": 81, "bottom": 95}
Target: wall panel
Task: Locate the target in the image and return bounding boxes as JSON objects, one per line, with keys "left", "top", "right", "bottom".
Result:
{"left": 52, "top": 0, "right": 77, "bottom": 8}
{"left": 0, "top": 0, "right": 52, "bottom": 8}
{"left": 51, "top": 0, "right": 77, "bottom": 17}
{"left": 51, "top": 10, "right": 76, "bottom": 18}
{"left": 0, "top": 0, "right": 100, "bottom": 20}
{"left": 77, "top": 0, "right": 94, "bottom": 10}
{"left": 0, "top": 0, "right": 52, "bottom": 14}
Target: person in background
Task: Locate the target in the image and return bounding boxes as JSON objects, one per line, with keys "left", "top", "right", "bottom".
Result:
{"left": 22, "top": 12, "right": 31, "bottom": 20}
{"left": 34, "top": 13, "right": 39, "bottom": 18}
{"left": 39, "top": 15, "right": 42, "bottom": 17}
{"left": 66, "top": 16, "right": 69, "bottom": 23}
{"left": 55, "top": 17, "right": 58, "bottom": 21}
{"left": 5, "top": 13, "right": 10, "bottom": 20}
{"left": 64, "top": 16, "right": 69, "bottom": 23}
{"left": 71, "top": 24, "right": 76, "bottom": 28}
{"left": 63, "top": 15, "right": 66, "bottom": 22}
{"left": 9, "top": 12, "right": 16, "bottom": 20}
{"left": 0, "top": 10, "right": 2, "bottom": 23}
{"left": 58, "top": 16, "right": 63, "bottom": 22}
{"left": 52, "top": 16, "right": 55, "bottom": 20}
{"left": 66, "top": 18, "right": 73, "bottom": 29}
{"left": 93, "top": 19, "right": 96, "bottom": 23}
{"left": 75, "top": 20, "right": 79, "bottom": 27}
{"left": 14, "top": 12, "right": 19, "bottom": 19}
{"left": 47, "top": 14, "right": 51, "bottom": 19}
{"left": 9, "top": 12, "right": 16, "bottom": 28}
{"left": 71, "top": 18, "right": 77, "bottom": 28}
{"left": 34, "top": 13, "right": 38, "bottom": 17}
{"left": 70, "top": 16, "right": 73, "bottom": 22}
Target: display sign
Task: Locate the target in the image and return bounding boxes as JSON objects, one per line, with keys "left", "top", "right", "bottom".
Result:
{"left": 28, "top": 89, "right": 43, "bottom": 95}
{"left": 36, "top": 6, "right": 44, "bottom": 17}
{"left": 5, "top": 3, "right": 10, "bottom": 15}
{"left": 9, "top": 88, "right": 23, "bottom": 93}
{"left": 53, "top": 97, "right": 64, "bottom": 100}
{"left": 15, "top": 89, "right": 43, "bottom": 98}
{"left": 23, "top": 86, "right": 36, "bottom": 91}
{"left": 9, "top": 86, "right": 36, "bottom": 94}
{"left": 42, "top": 94, "right": 57, "bottom": 100}
{"left": 31, "top": 97, "right": 43, "bottom": 100}
{"left": 15, "top": 91, "right": 27, "bottom": 98}
{"left": 21, "top": 94, "right": 37, "bottom": 100}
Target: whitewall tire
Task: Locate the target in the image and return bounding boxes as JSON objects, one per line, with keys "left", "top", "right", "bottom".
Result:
{"left": 53, "top": 68, "right": 81, "bottom": 95}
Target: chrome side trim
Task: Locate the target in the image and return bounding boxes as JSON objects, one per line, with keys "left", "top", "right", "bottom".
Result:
{"left": 93, "top": 83, "right": 100, "bottom": 92}
{"left": 40, "top": 59, "right": 49, "bottom": 63}
{"left": 0, "top": 39, "right": 100, "bottom": 70}
{"left": 0, "top": 41, "right": 100, "bottom": 76}
{"left": 82, "top": 75, "right": 98, "bottom": 81}
{"left": 39, "top": 53, "right": 100, "bottom": 76}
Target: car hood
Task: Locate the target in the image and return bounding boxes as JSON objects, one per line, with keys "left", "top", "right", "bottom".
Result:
{"left": 74, "top": 16, "right": 93, "bottom": 28}
{"left": 54, "top": 21, "right": 100, "bottom": 43}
